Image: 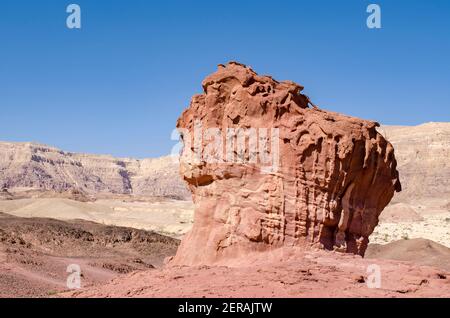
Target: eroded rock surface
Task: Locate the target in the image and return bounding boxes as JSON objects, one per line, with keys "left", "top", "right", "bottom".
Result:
{"left": 172, "top": 62, "right": 401, "bottom": 265}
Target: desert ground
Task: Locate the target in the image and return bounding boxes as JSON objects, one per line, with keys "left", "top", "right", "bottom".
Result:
{"left": 1, "top": 194, "right": 449, "bottom": 248}
{"left": 0, "top": 212, "right": 179, "bottom": 298}
{"left": 0, "top": 121, "right": 450, "bottom": 297}
{"left": 0, "top": 194, "right": 194, "bottom": 239}
{"left": 1, "top": 195, "right": 449, "bottom": 298}
{"left": 1, "top": 192, "right": 449, "bottom": 297}
{"left": 371, "top": 200, "right": 450, "bottom": 248}
{"left": 64, "top": 247, "right": 449, "bottom": 298}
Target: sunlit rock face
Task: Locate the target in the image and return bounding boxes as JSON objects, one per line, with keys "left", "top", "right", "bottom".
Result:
{"left": 172, "top": 62, "right": 401, "bottom": 265}
{"left": 0, "top": 142, "right": 190, "bottom": 199}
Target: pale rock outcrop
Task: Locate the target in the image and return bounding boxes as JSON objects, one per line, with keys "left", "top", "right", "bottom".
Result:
{"left": 172, "top": 62, "right": 401, "bottom": 265}
{"left": 379, "top": 123, "right": 450, "bottom": 202}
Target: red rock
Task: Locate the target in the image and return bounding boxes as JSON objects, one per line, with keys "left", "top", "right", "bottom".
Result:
{"left": 172, "top": 62, "right": 401, "bottom": 266}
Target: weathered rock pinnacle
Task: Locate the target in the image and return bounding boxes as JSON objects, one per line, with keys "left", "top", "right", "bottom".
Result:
{"left": 172, "top": 62, "right": 401, "bottom": 265}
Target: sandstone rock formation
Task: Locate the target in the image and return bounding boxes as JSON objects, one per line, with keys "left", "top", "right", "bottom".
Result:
{"left": 172, "top": 62, "right": 401, "bottom": 265}
{"left": 2, "top": 122, "right": 447, "bottom": 208}
{"left": 0, "top": 142, "right": 190, "bottom": 200}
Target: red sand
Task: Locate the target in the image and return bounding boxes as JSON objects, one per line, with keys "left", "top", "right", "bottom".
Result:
{"left": 65, "top": 248, "right": 450, "bottom": 298}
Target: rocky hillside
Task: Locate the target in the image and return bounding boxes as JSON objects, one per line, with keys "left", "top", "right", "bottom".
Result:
{"left": 0, "top": 142, "right": 190, "bottom": 199}
{"left": 0, "top": 212, "right": 179, "bottom": 297}
{"left": 378, "top": 122, "right": 450, "bottom": 203}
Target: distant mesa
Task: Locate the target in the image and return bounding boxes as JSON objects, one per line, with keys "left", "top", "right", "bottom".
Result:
{"left": 171, "top": 62, "right": 401, "bottom": 266}
{"left": 379, "top": 123, "right": 450, "bottom": 203}
{"left": 0, "top": 141, "right": 190, "bottom": 200}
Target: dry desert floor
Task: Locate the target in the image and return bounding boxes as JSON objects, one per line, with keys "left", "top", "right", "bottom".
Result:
{"left": 1, "top": 194, "right": 449, "bottom": 298}
{"left": 0, "top": 196, "right": 194, "bottom": 239}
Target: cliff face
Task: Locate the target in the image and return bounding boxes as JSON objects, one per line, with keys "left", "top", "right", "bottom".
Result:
{"left": 379, "top": 123, "right": 450, "bottom": 203}
{"left": 172, "top": 62, "right": 401, "bottom": 265}
{"left": 0, "top": 142, "right": 190, "bottom": 199}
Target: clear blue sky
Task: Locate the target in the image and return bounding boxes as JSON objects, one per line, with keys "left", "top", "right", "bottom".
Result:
{"left": 1, "top": 0, "right": 449, "bottom": 158}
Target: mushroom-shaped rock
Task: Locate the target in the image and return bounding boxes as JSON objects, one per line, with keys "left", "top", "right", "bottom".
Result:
{"left": 172, "top": 62, "right": 401, "bottom": 266}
